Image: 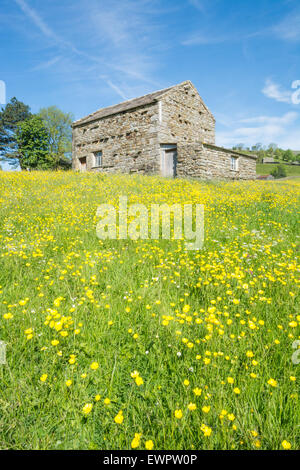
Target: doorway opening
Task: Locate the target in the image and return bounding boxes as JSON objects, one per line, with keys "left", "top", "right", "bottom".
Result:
{"left": 79, "top": 156, "right": 87, "bottom": 172}
{"left": 160, "top": 144, "right": 177, "bottom": 177}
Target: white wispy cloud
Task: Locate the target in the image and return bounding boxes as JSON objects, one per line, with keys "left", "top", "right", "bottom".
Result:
{"left": 262, "top": 79, "right": 293, "bottom": 104}
{"left": 240, "top": 112, "right": 298, "bottom": 126}
{"left": 217, "top": 112, "right": 299, "bottom": 148}
{"left": 14, "top": 0, "right": 55, "bottom": 38}
{"left": 103, "top": 79, "right": 128, "bottom": 101}
{"left": 188, "top": 0, "right": 205, "bottom": 12}
{"left": 14, "top": 0, "right": 167, "bottom": 101}
{"left": 14, "top": 0, "right": 80, "bottom": 53}
{"left": 273, "top": 12, "right": 300, "bottom": 41}
{"left": 31, "top": 56, "right": 62, "bottom": 71}
{"left": 87, "top": 0, "right": 163, "bottom": 86}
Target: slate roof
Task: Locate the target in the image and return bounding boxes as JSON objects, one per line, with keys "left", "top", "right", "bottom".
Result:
{"left": 72, "top": 81, "right": 206, "bottom": 127}
{"left": 72, "top": 85, "right": 180, "bottom": 127}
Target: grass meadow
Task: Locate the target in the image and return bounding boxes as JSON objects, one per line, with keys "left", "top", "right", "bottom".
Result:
{"left": 0, "top": 172, "right": 299, "bottom": 450}
{"left": 256, "top": 163, "right": 300, "bottom": 177}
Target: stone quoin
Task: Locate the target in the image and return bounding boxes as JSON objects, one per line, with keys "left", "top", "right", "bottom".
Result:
{"left": 72, "top": 81, "right": 256, "bottom": 179}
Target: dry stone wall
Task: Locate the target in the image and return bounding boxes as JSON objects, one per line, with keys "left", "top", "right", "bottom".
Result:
{"left": 158, "top": 82, "right": 215, "bottom": 146}
{"left": 72, "top": 81, "right": 256, "bottom": 180}
{"left": 177, "top": 143, "right": 256, "bottom": 180}
{"left": 72, "top": 102, "right": 160, "bottom": 174}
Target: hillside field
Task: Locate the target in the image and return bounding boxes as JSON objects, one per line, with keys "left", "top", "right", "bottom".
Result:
{"left": 0, "top": 172, "right": 299, "bottom": 450}
{"left": 256, "top": 163, "right": 300, "bottom": 177}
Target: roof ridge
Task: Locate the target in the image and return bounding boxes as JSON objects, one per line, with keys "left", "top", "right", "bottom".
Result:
{"left": 72, "top": 81, "right": 191, "bottom": 127}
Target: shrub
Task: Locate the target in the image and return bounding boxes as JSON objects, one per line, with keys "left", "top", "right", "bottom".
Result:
{"left": 271, "top": 164, "right": 287, "bottom": 179}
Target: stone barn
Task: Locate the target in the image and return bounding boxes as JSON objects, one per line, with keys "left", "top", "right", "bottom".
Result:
{"left": 72, "top": 81, "right": 256, "bottom": 179}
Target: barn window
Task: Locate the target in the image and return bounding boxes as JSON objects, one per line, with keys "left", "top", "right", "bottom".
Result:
{"left": 94, "top": 151, "right": 102, "bottom": 167}
{"left": 231, "top": 156, "right": 238, "bottom": 171}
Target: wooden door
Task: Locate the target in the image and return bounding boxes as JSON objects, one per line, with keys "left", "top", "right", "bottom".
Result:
{"left": 162, "top": 148, "right": 177, "bottom": 177}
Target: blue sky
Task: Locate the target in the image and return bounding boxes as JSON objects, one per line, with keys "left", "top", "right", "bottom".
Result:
{"left": 1, "top": 0, "right": 300, "bottom": 170}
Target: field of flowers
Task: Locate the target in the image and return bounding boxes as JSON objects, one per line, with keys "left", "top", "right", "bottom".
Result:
{"left": 0, "top": 171, "right": 299, "bottom": 450}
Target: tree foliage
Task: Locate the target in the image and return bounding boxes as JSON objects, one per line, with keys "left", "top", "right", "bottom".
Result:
{"left": 282, "top": 149, "right": 295, "bottom": 162}
{"left": 16, "top": 116, "right": 52, "bottom": 170}
{"left": 38, "top": 106, "right": 73, "bottom": 166}
{"left": 0, "top": 100, "right": 74, "bottom": 170}
{"left": 271, "top": 164, "right": 287, "bottom": 179}
{"left": 233, "top": 143, "right": 299, "bottom": 164}
{"left": 0, "top": 97, "right": 31, "bottom": 167}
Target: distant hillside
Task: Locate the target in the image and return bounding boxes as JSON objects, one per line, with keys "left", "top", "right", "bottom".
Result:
{"left": 232, "top": 144, "right": 300, "bottom": 164}
{"left": 256, "top": 163, "right": 300, "bottom": 176}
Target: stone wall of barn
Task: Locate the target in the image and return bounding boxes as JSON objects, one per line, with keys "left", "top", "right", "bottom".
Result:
{"left": 72, "top": 82, "right": 216, "bottom": 175}
{"left": 72, "top": 81, "right": 256, "bottom": 180}
{"left": 176, "top": 143, "right": 257, "bottom": 180}
{"left": 72, "top": 102, "right": 161, "bottom": 174}
{"left": 158, "top": 82, "right": 215, "bottom": 146}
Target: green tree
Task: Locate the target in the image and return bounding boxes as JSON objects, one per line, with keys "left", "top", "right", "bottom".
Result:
{"left": 271, "top": 164, "right": 287, "bottom": 179}
{"left": 274, "top": 148, "right": 284, "bottom": 160}
{"left": 282, "top": 149, "right": 294, "bottom": 162}
{"left": 251, "top": 143, "right": 263, "bottom": 152}
{"left": 233, "top": 143, "right": 245, "bottom": 151}
{"left": 0, "top": 97, "right": 31, "bottom": 167}
{"left": 16, "top": 116, "right": 51, "bottom": 170}
{"left": 38, "top": 106, "right": 73, "bottom": 168}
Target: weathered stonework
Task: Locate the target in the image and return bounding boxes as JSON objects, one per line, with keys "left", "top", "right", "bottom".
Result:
{"left": 177, "top": 143, "right": 256, "bottom": 180}
{"left": 72, "top": 81, "right": 256, "bottom": 179}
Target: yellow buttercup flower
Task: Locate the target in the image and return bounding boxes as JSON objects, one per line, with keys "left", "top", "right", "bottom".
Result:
{"left": 90, "top": 362, "right": 99, "bottom": 370}
{"left": 281, "top": 440, "right": 291, "bottom": 450}
{"left": 131, "top": 370, "right": 139, "bottom": 378}
{"left": 135, "top": 376, "right": 144, "bottom": 386}
{"left": 114, "top": 411, "right": 124, "bottom": 424}
{"left": 145, "top": 440, "right": 154, "bottom": 450}
{"left": 267, "top": 378, "right": 278, "bottom": 388}
{"left": 3, "top": 313, "right": 13, "bottom": 319}
{"left": 202, "top": 406, "right": 210, "bottom": 413}
{"left": 200, "top": 424, "right": 212, "bottom": 437}
{"left": 188, "top": 403, "right": 197, "bottom": 411}
{"left": 82, "top": 403, "right": 93, "bottom": 415}
{"left": 131, "top": 433, "right": 142, "bottom": 449}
